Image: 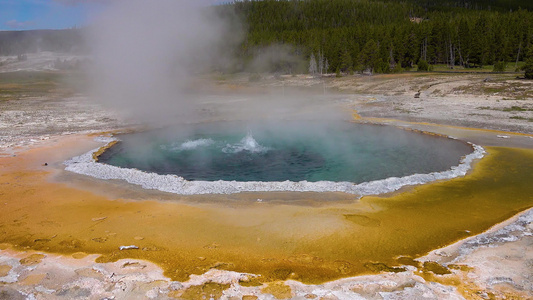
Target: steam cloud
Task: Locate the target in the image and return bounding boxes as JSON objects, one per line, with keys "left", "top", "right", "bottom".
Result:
{"left": 87, "top": 0, "right": 231, "bottom": 124}
{"left": 86, "top": 0, "right": 346, "bottom": 129}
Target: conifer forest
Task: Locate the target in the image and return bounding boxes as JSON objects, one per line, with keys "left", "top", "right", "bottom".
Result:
{"left": 216, "top": 0, "right": 533, "bottom": 75}
{"left": 1, "top": 0, "right": 533, "bottom": 76}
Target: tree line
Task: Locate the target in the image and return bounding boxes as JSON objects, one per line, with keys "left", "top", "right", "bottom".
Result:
{"left": 0, "top": 29, "right": 84, "bottom": 56}
{"left": 215, "top": 0, "right": 533, "bottom": 75}
{"left": 1, "top": 0, "right": 532, "bottom": 77}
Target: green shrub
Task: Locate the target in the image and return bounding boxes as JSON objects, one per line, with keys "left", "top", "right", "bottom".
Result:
{"left": 493, "top": 61, "right": 506, "bottom": 72}
{"left": 523, "top": 59, "right": 533, "bottom": 79}
{"left": 391, "top": 63, "right": 403, "bottom": 73}
{"left": 417, "top": 60, "right": 429, "bottom": 71}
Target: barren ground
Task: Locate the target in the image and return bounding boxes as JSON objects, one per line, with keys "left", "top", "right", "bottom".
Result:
{"left": 235, "top": 72, "right": 533, "bottom": 134}
{"left": 1, "top": 55, "right": 532, "bottom": 299}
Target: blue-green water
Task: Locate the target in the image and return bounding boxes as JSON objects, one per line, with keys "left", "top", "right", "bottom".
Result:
{"left": 98, "top": 121, "right": 473, "bottom": 183}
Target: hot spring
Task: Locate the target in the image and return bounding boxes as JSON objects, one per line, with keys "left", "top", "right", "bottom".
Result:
{"left": 93, "top": 121, "right": 476, "bottom": 194}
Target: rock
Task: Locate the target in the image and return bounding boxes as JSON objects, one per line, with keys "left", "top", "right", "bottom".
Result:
{"left": 169, "top": 282, "right": 183, "bottom": 291}
{"left": 434, "top": 250, "right": 450, "bottom": 257}
{"left": 122, "top": 262, "right": 146, "bottom": 269}
{"left": 119, "top": 245, "right": 139, "bottom": 250}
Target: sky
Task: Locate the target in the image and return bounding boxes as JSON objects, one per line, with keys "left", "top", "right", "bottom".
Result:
{"left": 0, "top": 0, "right": 227, "bottom": 31}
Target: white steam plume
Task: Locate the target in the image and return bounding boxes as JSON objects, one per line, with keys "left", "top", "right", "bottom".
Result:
{"left": 87, "top": 0, "right": 230, "bottom": 124}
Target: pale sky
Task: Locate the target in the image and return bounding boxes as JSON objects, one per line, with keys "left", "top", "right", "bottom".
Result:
{"left": 0, "top": 0, "right": 229, "bottom": 31}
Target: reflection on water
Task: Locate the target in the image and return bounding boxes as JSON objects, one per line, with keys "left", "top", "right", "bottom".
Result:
{"left": 99, "top": 121, "right": 473, "bottom": 183}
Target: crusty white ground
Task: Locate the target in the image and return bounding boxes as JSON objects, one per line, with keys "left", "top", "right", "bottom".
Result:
{"left": 1, "top": 56, "right": 532, "bottom": 299}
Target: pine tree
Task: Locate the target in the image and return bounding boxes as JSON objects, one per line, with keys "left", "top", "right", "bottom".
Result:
{"left": 470, "top": 17, "right": 488, "bottom": 67}
{"left": 523, "top": 45, "right": 533, "bottom": 79}
{"left": 359, "top": 39, "right": 379, "bottom": 74}
{"left": 339, "top": 48, "right": 353, "bottom": 73}
{"left": 457, "top": 18, "right": 470, "bottom": 67}
{"left": 404, "top": 30, "right": 418, "bottom": 68}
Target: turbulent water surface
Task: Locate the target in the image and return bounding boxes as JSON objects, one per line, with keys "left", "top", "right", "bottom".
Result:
{"left": 98, "top": 121, "right": 473, "bottom": 183}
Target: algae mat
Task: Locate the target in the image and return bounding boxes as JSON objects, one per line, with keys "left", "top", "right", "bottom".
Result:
{"left": 0, "top": 146, "right": 532, "bottom": 284}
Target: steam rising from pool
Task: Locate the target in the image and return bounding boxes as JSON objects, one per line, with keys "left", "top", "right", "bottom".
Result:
{"left": 222, "top": 132, "right": 271, "bottom": 154}
{"left": 64, "top": 122, "right": 485, "bottom": 197}
{"left": 164, "top": 139, "right": 215, "bottom": 152}
{"left": 86, "top": 0, "right": 237, "bottom": 124}
{"left": 73, "top": 1, "right": 486, "bottom": 197}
